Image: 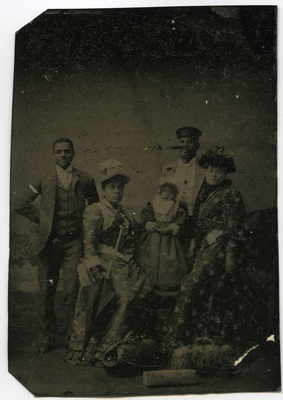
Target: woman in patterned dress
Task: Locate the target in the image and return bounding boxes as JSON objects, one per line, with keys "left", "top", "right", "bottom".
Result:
{"left": 164, "top": 145, "right": 261, "bottom": 357}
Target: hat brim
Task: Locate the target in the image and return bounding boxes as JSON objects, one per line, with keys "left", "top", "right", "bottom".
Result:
{"left": 101, "top": 173, "right": 130, "bottom": 185}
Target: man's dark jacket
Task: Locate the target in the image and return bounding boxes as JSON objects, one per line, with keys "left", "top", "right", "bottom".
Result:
{"left": 12, "top": 167, "right": 99, "bottom": 254}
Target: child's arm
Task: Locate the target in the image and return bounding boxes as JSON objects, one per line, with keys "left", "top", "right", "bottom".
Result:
{"left": 160, "top": 203, "right": 188, "bottom": 235}
{"left": 140, "top": 201, "right": 157, "bottom": 232}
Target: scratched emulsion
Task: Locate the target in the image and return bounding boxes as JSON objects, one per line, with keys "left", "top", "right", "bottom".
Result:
{"left": 9, "top": 6, "right": 279, "bottom": 397}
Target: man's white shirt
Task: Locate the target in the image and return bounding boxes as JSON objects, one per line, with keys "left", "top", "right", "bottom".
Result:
{"left": 56, "top": 164, "right": 73, "bottom": 189}
{"left": 173, "top": 157, "right": 197, "bottom": 215}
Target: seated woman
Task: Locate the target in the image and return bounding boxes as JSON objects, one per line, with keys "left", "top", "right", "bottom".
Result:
{"left": 65, "top": 160, "right": 156, "bottom": 366}
{"left": 163, "top": 145, "right": 260, "bottom": 360}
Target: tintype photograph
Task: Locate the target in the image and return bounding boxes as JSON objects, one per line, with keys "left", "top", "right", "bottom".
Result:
{"left": 9, "top": 5, "right": 279, "bottom": 397}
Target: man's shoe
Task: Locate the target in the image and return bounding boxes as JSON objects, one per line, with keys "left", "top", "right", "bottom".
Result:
{"left": 38, "top": 341, "right": 54, "bottom": 354}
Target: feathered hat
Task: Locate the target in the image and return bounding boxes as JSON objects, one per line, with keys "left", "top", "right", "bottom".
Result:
{"left": 99, "top": 159, "right": 130, "bottom": 184}
{"left": 197, "top": 144, "right": 236, "bottom": 173}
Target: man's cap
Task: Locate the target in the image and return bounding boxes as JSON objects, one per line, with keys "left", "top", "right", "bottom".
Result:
{"left": 176, "top": 126, "right": 202, "bottom": 140}
{"left": 170, "top": 126, "right": 202, "bottom": 149}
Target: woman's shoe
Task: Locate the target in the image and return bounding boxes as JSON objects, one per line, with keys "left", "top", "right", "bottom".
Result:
{"left": 64, "top": 350, "right": 83, "bottom": 365}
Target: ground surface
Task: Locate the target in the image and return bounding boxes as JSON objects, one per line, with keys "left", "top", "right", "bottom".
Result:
{"left": 8, "top": 288, "right": 281, "bottom": 398}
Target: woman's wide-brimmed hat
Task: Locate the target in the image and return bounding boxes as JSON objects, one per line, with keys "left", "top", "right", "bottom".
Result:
{"left": 99, "top": 159, "right": 130, "bottom": 184}
{"left": 197, "top": 144, "right": 236, "bottom": 173}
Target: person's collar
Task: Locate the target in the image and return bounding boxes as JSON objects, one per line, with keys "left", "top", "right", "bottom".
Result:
{"left": 102, "top": 198, "right": 114, "bottom": 209}
{"left": 179, "top": 156, "right": 197, "bottom": 166}
{"left": 102, "top": 198, "right": 124, "bottom": 213}
{"left": 152, "top": 194, "right": 174, "bottom": 215}
{"left": 56, "top": 164, "right": 73, "bottom": 173}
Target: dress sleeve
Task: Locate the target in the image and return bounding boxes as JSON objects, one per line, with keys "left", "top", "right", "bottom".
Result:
{"left": 173, "top": 203, "right": 188, "bottom": 225}
{"left": 193, "top": 213, "right": 207, "bottom": 245}
{"left": 222, "top": 187, "right": 247, "bottom": 253}
{"left": 140, "top": 202, "right": 156, "bottom": 226}
{"left": 83, "top": 204, "right": 104, "bottom": 258}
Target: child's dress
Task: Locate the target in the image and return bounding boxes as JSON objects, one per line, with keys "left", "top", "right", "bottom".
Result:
{"left": 138, "top": 194, "right": 188, "bottom": 289}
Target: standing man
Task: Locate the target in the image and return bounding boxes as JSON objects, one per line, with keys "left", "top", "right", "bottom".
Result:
{"left": 12, "top": 137, "right": 99, "bottom": 353}
{"left": 162, "top": 126, "right": 205, "bottom": 259}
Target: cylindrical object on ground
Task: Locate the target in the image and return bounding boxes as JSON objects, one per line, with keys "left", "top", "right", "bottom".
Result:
{"left": 103, "top": 338, "right": 162, "bottom": 375}
{"left": 143, "top": 369, "right": 197, "bottom": 387}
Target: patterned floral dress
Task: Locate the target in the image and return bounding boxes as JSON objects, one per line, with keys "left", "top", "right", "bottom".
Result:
{"left": 165, "top": 179, "right": 259, "bottom": 353}
{"left": 66, "top": 198, "right": 155, "bottom": 365}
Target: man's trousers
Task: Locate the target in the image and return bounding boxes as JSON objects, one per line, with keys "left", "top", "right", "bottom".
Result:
{"left": 36, "top": 231, "right": 83, "bottom": 346}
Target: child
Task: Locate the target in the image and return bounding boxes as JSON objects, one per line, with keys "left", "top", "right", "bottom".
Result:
{"left": 138, "top": 178, "right": 188, "bottom": 290}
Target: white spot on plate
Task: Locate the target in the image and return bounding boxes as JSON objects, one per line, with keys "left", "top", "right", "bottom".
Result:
{"left": 234, "top": 344, "right": 259, "bottom": 366}
{"left": 29, "top": 184, "right": 38, "bottom": 194}
{"left": 267, "top": 334, "right": 275, "bottom": 342}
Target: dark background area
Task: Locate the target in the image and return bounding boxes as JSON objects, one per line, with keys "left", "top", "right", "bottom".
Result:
{"left": 9, "top": 6, "right": 279, "bottom": 396}
{"left": 11, "top": 6, "right": 277, "bottom": 226}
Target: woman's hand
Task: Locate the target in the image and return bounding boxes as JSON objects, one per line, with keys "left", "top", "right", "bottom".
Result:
{"left": 206, "top": 229, "right": 223, "bottom": 245}
{"left": 85, "top": 256, "right": 109, "bottom": 280}
{"left": 169, "top": 223, "right": 180, "bottom": 235}
{"left": 145, "top": 221, "right": 157, "bottom": 232}
{"left": 90, "top": 264, "right": 107, "bottom": 279}
{"left": 225, "top": 251, "right": 236, "bottom": 274}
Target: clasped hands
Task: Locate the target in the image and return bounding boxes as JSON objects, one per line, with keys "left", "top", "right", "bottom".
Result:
{"left": 145, "top": 221, "right": 180, "bottom": 235}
